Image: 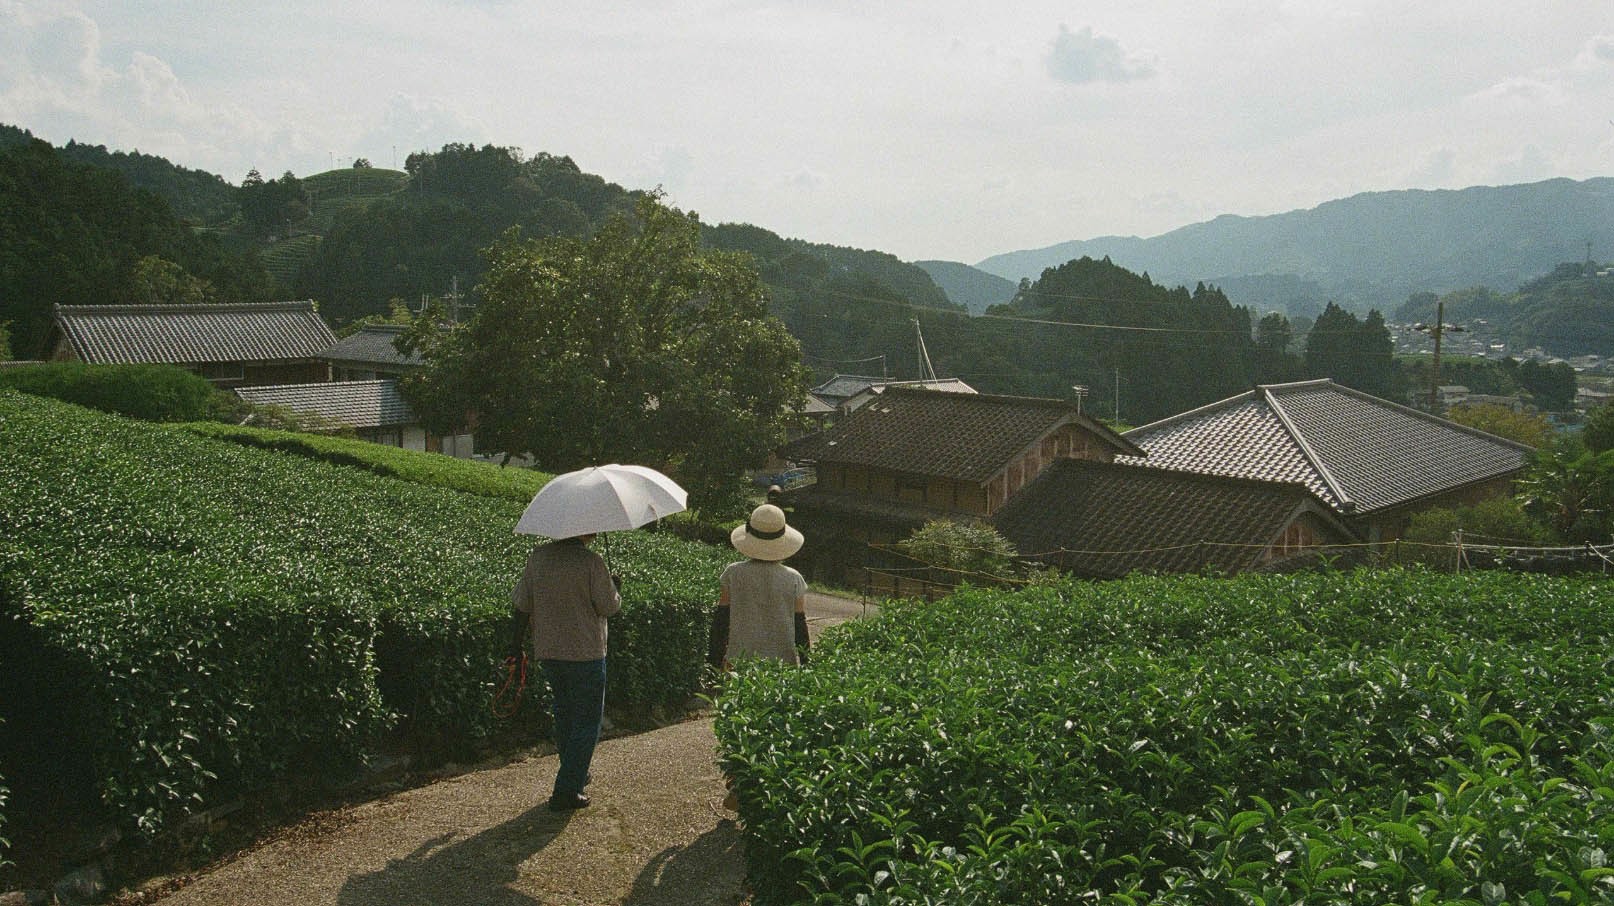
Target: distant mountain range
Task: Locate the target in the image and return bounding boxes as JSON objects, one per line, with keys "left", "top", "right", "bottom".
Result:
{"left": 967, "top": 177, "right": 1614, "bottom": 315}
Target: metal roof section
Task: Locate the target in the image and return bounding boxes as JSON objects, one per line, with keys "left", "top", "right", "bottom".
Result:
{"left": 234, "top": 380, "right": 415, "bottom": 430}
{"left": 54, "top": 302, "right": 337, "bottom": 365}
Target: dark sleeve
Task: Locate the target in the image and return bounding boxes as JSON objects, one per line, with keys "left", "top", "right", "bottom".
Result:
{"left": 793, "top": 612, "right": 811, "bottom": 665}
{"left": 708, "top": 605, "right": 731, "bottom": 667}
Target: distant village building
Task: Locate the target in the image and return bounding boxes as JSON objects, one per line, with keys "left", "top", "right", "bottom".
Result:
{"left": 235, "top": 380, "right": 473, "bottom": 456}
{"left": 782, "top": 386, "right": 1142, "bottom": 590}
{"left": 809, "top": 373, "right": 977, "bottom": 413}
{"left": 50, "top": 302, "right": 335, "bottom": 387}
{"left": 323, "top": 324, "right": 422, "bottom": 380}
{"left": 1119, "top": 379, "right": 1534, "bottom": 543}
{"left": 994, "top": 459, "right": 1361, "bottom": 579}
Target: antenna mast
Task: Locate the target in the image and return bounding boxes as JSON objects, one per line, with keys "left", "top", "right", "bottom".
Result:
{"left": 912, "top": 319, "right": 939, "bottom": 383}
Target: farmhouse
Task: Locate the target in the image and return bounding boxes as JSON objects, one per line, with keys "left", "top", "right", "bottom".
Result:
{"left": 49, "top": 301, "right": 335, "bottom": 387}
{"left": 809, "top": 373, "right": 977, "bottom": 413}
{"left": 233, "top": 380, "right": 473, "bottom": 456}
{"left": 993, "top": 458, "right": 1361, "bottom": 579}
{"left": 323, "top": 323, "right": 423, "bottom": 381}
{"left": 782, "top": 385, "right": 1143, "bottom": 588}
{"left": 1119, "top": 379, "right": 1534, "bottom": 542}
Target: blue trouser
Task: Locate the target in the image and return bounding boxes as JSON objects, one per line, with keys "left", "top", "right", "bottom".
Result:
{"left": 540, "top": 657, "right": 606, "bottom": 797}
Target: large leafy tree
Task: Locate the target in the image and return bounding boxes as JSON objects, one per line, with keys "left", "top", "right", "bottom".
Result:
{"left": 401, "top": 195, "right": 809, "bottom": 514}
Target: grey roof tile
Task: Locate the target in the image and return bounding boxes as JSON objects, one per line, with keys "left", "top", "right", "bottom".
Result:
{"left": 993, "top": 459, "right": 1356, "bottom": 578}
{"left": 1120, "top": 379, "right": 1533, "bottom": 515}
{"left": 235, "top": 380, "right": 415, "bottom": 430}
{"left": 324, "top": 325, "right": 423, "bottom": 369}
{"left": 786, "top": 386, "right": 1143, "bottom": 482}
{"left": 54, "top": 302, "right": 337, "bottom": 365}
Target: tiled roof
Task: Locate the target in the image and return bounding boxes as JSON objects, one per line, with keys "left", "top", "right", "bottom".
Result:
{"left": 54, "top": 302, "right": 336, "bottom": 365}
{"left": 324, "top": 325, "right": 423, "bottom": 369}
{"left": 235, "top": 380, "right": 415, "bottom": 430}
{"left": 786, "top": 386, "right": 1143, "bottom": 482}
{"left": 811, "top": 374, "right": 890, "bottom": 403}
{"left": 1119, "top": 379, "right": 1534, "bottom": 515}
{"left": 993, "top": 459, "right": 1357, "bottom": 578}
{"left": 810, "top": 374, "right": 976, "bottom": 404}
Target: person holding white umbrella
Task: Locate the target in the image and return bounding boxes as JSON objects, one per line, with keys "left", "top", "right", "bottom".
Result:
{"left": 508, "top": 464, "right": 688, "bottom": 812}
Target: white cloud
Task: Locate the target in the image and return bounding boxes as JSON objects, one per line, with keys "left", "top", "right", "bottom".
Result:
{"left": 1044, "top": 24, "right": 1154, "bottom": 85}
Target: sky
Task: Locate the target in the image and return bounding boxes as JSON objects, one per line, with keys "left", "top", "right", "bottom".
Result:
{"left": 4, "top": 1, "right": 1614, "bottom": 264}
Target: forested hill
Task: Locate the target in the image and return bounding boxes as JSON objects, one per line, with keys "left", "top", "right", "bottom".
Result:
{"left": 914, "top": 260, "right": 1017, "bottom": 315}
{"left": 978, "top": 177, "right": 1614, "bottom": 314}
{"left": 0, "top": 124, "right": 237, "bottom": 225}
{"left": 0, "top": 130, "right": 955, "bottom": 364}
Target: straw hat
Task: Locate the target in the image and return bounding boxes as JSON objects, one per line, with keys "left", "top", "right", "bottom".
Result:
{"left": 730, "top": 503, "right": 804, "bottom": 561}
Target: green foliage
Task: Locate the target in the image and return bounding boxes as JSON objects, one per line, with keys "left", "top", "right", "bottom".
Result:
{"left": 238, "top": 169, "right": 309, "bottom": 239}
{"left": 715, "top": 569, "right": 1614, "bottom": 905}
{"left": 1585, "top": 402, "right": 1614, "bottom": 455}
{"left": 861, "top": 257, "right": 1268, "bottom": 424}
{"left": 297, "top": 146, "right": 633, "bottom": 324}
{"left": 176, "top": 421, "right": 553, "bottom": 502}
{"left": 1305, "top": 302, "right": 1402, "bottom": 400}
{"left": 0, "top": 390, "right": 728, "bottom": 837}
{"left": 1518, "top": 435, "right": 1614, "bottom": 542}
{"left": 1446, "top": 402, "right": 1553, "bottom": 447}
{"left": 896, "top": 519, "right": 1026, "bottom": 584}
{"left": 1402, "top": 496, "right": 1551, "bottom": 563}
{"left": 0, "top": 138, "right": 270, "bottom": 358}
{"left": 129, "top": 254, "right": 217, "bottom": 305}
{"left": 402, "top": 196, "right": 810, "bottom": 515}
{"left": 0, "top": 362, "right": 227, "bottom": 422}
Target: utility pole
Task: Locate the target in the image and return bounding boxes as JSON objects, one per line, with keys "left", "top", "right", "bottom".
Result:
{"left": 446, "top": 276, "right": 463, "bottom": 323}
{"left": 911, "top": 319, "right": 938, "bottom": 382}
{"left": 1414, "top": 297, "right": 1464, "bottom": 415}
{"left": 1113, "top": 368, "right": 1120, "bottom": 423}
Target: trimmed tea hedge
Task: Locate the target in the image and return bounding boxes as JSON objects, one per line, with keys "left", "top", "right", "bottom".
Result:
{"left": 715, "top": 569, "right": 1614, "bottom": 905}
{"left": 176, "top": 421, "right": 553, "bottom": 502}
{"left": 0, "top": 390, "right": 727, "bottom": 836}
{"left": 0, "top": 362, "right": 224, "bottom": 422}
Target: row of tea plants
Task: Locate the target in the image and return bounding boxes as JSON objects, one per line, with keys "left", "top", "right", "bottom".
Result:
{"left": 177, "top": 421, "right": 553, "bottom": 502}
{"left": 0, "top": 390, "right": 728, "bottom": 839}
{"left": 715, "top": 568, "right": 1614, "bottom": 904}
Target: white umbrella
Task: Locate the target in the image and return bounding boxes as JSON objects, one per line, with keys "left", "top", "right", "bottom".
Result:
{"left": 514, "top": 463, "right": 688, "bottom": 538}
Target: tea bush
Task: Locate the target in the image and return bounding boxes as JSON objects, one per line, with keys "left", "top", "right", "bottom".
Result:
{"left": 715, "top": 569, "right": 1614, "bottom": 904}
{"left": 0, "top": 362, "right": 224, "bottom": 422}
{"left": 176, "top": 421, "right": 553, "bottom": 502}
{"left": 0, "top": 390, "right": 725, "bottom": 836}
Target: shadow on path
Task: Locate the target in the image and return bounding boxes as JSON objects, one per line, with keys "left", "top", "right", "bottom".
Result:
{"left": 621, "top": 820, "right": 747, "bottom": 906}
{"left": 336, "top": 806, "right": 573, "bottom": 906}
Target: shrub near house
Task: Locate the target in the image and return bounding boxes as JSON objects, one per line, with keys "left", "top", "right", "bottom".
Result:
{"left": 0, "top": 389, "right": 725, "bottom": 841}
{"left": 716, "top": 569, "right": 1614, "bottom": 905}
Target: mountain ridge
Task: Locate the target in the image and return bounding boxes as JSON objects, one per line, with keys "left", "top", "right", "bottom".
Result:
{"left": 976, "top": 177, "right": 1614, "bottom": 313}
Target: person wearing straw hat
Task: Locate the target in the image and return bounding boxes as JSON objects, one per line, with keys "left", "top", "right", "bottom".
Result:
{"left": 707, "top": 504, "right": 810, "bottom": 669}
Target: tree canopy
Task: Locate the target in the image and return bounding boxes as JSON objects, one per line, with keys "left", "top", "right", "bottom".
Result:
{"left": 0, "top": 138, "right": 269, "bottom": 358}
{"left": 400, "top": 196, "right": 808, "bottom": 514}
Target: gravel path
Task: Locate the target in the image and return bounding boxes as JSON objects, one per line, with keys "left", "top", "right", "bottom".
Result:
{"left": 149, "top": 593, "right": 876, "bottom": 906}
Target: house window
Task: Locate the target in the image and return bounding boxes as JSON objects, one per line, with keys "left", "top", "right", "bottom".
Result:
{"left": 1276, "top": 521, "right": 1317, "bottom": 556}
{"left": 197, "top": 362, "right": 245, "bottom": 383}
